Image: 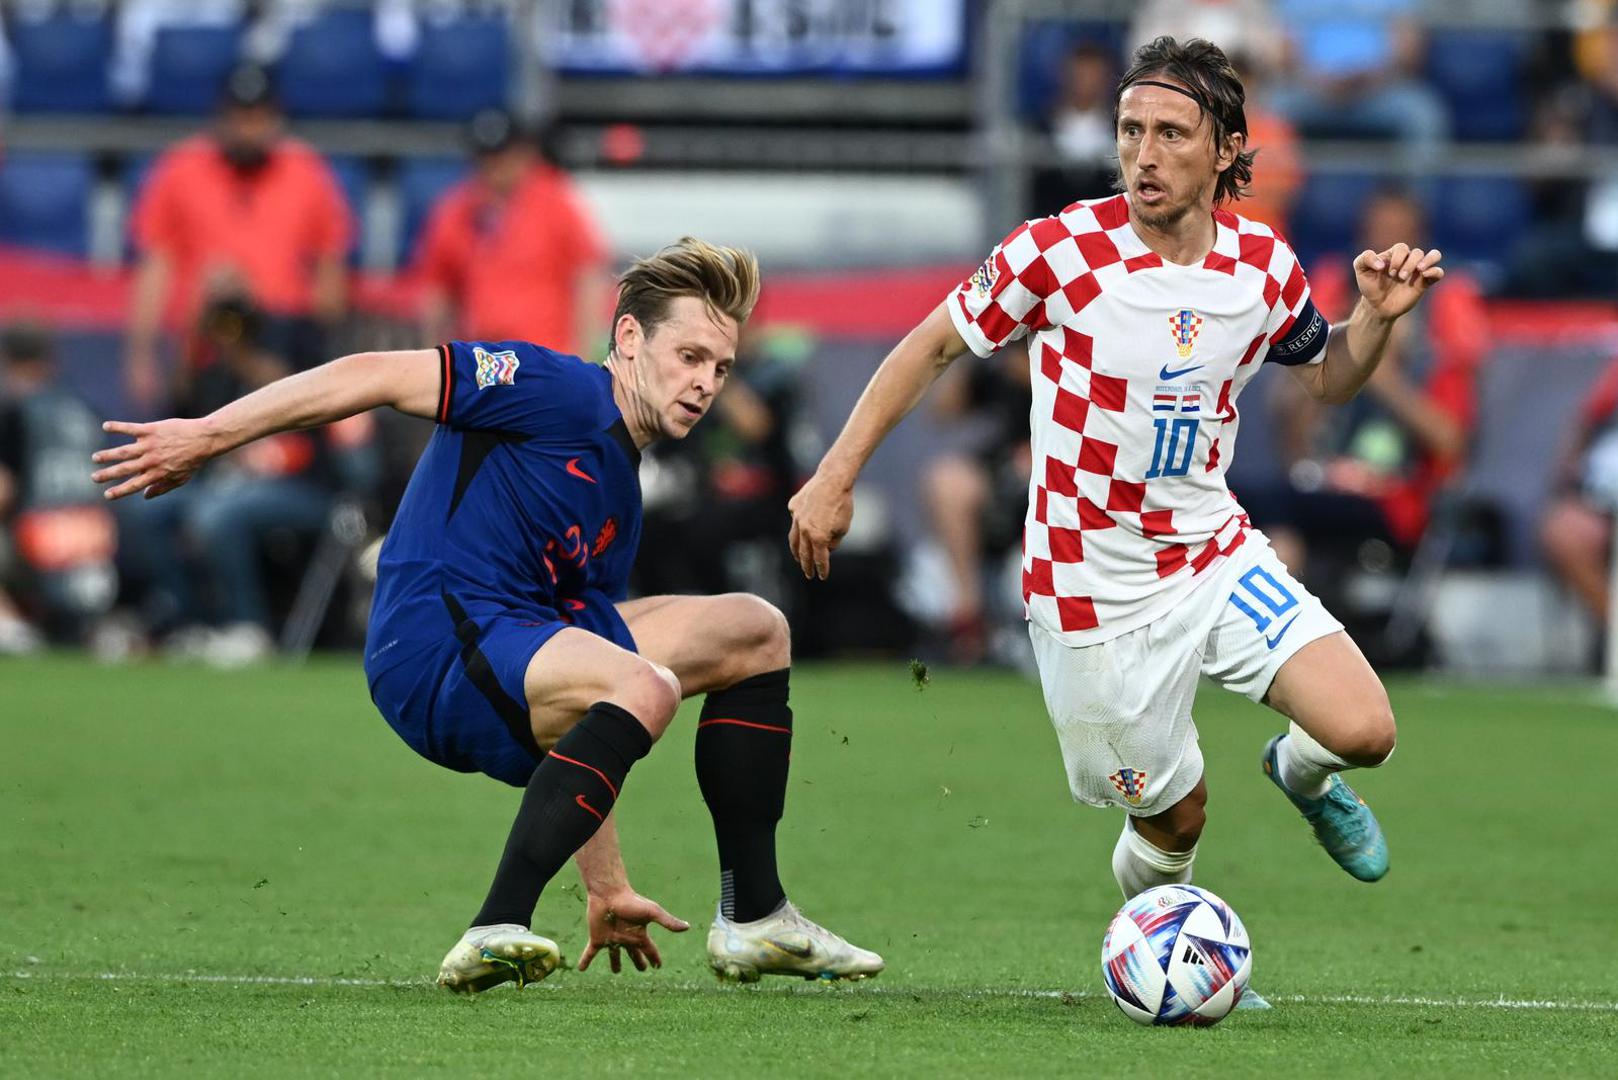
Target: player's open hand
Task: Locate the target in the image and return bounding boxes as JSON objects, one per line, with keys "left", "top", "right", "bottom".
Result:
{"left": 1353, "top": 243, "right": 1444, "bottom": 321}
{"left": 91, "top": 418, "right": 216, "bottom": 500}
{"left": 578, "top": 888, "right": 689, "bottom": 974}
{"left": 787, "top": 469, "right": 853, "bottom": 580}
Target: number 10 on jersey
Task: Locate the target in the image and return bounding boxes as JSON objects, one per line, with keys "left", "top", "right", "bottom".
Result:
{"left": 1145, "top": 418, "right": 1199, "bottom": 479}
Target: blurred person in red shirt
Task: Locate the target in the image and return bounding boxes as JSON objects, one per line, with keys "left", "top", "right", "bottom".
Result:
{"left": 415, "top": 109, "right": 611, "bottom": 356}
{"left": 125, "top": 63, "right": 352, "bottom": 411}
{"left": 1245, "top": 188, "right": 1487, "bottom": 577}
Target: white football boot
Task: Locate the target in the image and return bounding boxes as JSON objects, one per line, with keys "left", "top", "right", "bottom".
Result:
{"left": 707, "top": 901, "right": 884, "bottom": 982}
{"left": 436, "top": 924, "right": 561, "bottom": 994}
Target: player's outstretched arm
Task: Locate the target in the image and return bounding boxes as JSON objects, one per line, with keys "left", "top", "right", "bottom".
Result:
{"left": 1296, "top": 244, "right": 1445, "bottom": 405}
{"left": 788, "top": 302, "right": 971, "bottom": 579}
{"left": 91, "top": 348, "right": 443, "bottom": 500}
{"left": 572, "top": 813, "right": 689, "bottom": 974}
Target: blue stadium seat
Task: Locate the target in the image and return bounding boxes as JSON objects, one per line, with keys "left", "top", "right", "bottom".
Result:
{"left": 397, "top": 158, "right": 469, "bottom": 266}
{"left": 0, "top": 154, "right": 93, "bottom": 256}
{"left": 276, "top": 10, "right": 389, "bottom": 118}
{"left": 1427, "top": 31, "right": 1528, "bottom": 142}
{"left": 1286, "top": 172, "right": 1381, "bottom": 267}
{"left": 8, "top": 12, "right": 113, "bottom": 113}
{"left": 406, "top": 16, "right": 510, "bottom": 119}
{"left": 146, "top": 25, "right": 242, "bottom": 114}
{"left": 328, "top": 156, "right": 371, "bottom": 265}
{"left": 1432, "top": 175, "right": 1529, "bottom": 267}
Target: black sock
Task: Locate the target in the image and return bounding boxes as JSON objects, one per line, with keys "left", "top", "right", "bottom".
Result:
{"left": 472, "top": 702, "right": 652, "bottom": 929}
{"left": 695, "top": 668, "right": 791, "bottom": 922}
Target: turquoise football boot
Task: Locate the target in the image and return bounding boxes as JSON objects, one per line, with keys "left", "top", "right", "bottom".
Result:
{"left": 1261, "top": 735, "right": 1389, "bottom": 882}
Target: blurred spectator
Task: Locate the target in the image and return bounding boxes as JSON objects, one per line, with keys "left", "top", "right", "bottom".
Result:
{"left": 0, "top": 323, "right": 117, "bottom": 651}
{"left": 1507, "top": 14, "right": 1618, "bottom": 297}
{"left": 125, "top": 62, "right": 352, "bottom": 411}
{"left": 634, "top": 325, "right": 809, "bottom": 603}
{"left": 1245, "top": 189, "right": 1487, "bottom": 579}
{"left": 1030, "top": 42, "right": 1117, "bottom": 218}
{"left": 1231, "top": 52, "right": 1303, "bottom": 234}
{"left": 1540, "top": 356, "right": 1618, "bottom": 625}
{"left": 117, "top": 292, "right": 378, "bottom": 664}
{"left": 415, "top": 109, "right": 610, "bottom": 356}
{"left": 1268, "top": 0, "right": 1449, "bottom": 170}
{"left": 917, "top": 349, "right": 1033, "bottom": 666}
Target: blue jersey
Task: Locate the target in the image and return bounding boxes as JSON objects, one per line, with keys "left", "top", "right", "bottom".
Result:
{"left": 366, "top": 341, "right": 643, "bottom": 667}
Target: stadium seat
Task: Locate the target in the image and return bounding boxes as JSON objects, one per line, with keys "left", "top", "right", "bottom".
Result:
{"left": 1432, "top": 175, "right": 1529, "bottom": 270}
{"left": 8, "top": 11, "right": 113, "bottom": 113}
{"left": 1426, "top": 31, "right": 1528, "bottom": 142}
{"left": 0, "top": 153, "right": 94, "bottom": 256}
{"left": 397, "top": 158, "right": 469, "bottom": 266}
{"left": 276, "top": 10, "right": 389, "bottom": 118}
{"left": 146, "top": 25, "right": 243, "bottom": 114}
{"left": 405, "top": 16, "right": 511, "bottom": 120}
{"left": 1285, "top": 172, "right": 1381, "bottom": 267}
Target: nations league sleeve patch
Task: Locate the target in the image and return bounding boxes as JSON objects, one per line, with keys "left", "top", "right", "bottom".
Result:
{"left": 968, "top": 257, "right": 1000, "bottom": 299}
{"left": 1265, "top": 299, "right": 1329, "bottom": 366}
{"left": 473, "top": 346, "right": 521, "bottom": 389}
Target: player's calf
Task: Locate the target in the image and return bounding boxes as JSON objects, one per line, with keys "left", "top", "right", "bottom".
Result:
{"left": 1114, "top": 781, "right": 1205, "bottom": 898}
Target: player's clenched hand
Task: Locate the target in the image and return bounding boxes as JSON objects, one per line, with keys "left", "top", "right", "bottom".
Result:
{"left": 1353, "top": 243, "right": 1444, "bottom": 321}
{"left": 91, "top": 418, "right": 218, "bottom": 501}
{"left": 787, "top": 470, "right": 853, "bottom": 580}
{"left": 577, "top": 888, "right": 689, "bottom": 974}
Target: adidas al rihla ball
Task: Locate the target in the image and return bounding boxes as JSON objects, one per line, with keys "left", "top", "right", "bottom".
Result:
{"left": 1101, "top": 884, "right": 1252, "bottom": 1026}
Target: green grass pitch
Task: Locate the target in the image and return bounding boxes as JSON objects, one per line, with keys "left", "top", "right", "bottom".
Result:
{"left": 3, "top": 655, "right": 1615, "bottom": 1076}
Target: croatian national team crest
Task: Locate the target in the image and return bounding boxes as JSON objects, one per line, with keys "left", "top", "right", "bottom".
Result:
{"left": 1110, "top": 767, "right": 1149, "bottom": 806}
{"left": 474, "top": 347, "right": 520, "bottom": 389}
{"left": 1168, "top": 309, "right": 1203, "bottom": 360}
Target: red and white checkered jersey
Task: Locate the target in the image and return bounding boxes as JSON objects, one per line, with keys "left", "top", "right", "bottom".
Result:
{"left": 947, "top": 194, "right": 1330, "bottom": 646}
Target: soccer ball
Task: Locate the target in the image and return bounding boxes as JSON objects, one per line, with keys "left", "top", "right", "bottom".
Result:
{"left": 1101, "top": 884, "right": 1252, "bottom": 1026}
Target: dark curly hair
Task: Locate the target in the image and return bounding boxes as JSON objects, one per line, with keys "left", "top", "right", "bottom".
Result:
{"left": 1113, "top": 36, "right": 1254, "bottom": 204}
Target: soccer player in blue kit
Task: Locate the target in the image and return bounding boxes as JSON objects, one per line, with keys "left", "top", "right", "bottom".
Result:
{"left": 93, "top": 238, "right": 883, "bottom": 992}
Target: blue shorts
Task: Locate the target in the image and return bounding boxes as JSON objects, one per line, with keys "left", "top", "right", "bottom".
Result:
{"left": 366, "top": 592, "right": 636, "bottom": 787}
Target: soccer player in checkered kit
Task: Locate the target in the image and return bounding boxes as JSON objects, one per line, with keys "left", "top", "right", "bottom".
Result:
{"left": 792, "top": 37, "right": 1443, "bottom": 901}
{"left": 94, "top": 238, "right": 883, "bottom": 991}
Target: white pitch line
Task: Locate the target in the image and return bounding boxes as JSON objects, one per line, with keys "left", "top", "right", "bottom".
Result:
{"left": 6, "top": 970, "right": 1617, "bottom": 1013}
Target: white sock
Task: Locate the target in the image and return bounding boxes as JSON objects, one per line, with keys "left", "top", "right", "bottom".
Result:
{"left": 1276, "top": 722, "right": 1347, "bottom": 799}
{"left": 1112, "top": 818, "right": 1196, "bottom": 899}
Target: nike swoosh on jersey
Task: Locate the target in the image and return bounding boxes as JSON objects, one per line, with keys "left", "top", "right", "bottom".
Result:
{"left": 1265, "top": 614, "right": 1301, "bottom": 650}
{"left": 565, "top": 458, "right": 597, "bottom": 483}
{"left": 763, "top": 937, "right": 815, "bottom": 959}
{"left": 1159, "top": 363, "right": 1205, "bottom": 380}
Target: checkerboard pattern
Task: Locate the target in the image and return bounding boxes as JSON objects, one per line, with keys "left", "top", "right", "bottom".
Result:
{"left": 948, "top": 195, "right": 1317, "bottom": 643}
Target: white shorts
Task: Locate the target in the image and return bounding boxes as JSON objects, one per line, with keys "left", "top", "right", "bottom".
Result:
{"left": 1028, "top": 533, "right": 1342, "bottom": 817}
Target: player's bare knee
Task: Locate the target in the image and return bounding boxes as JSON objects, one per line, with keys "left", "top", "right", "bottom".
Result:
{"left": 741, "top": 593, "right": 791, "bottom": 672}
{"left": 1338, "top": 705, "right": 1397, "bottom": 767}
{"left": 617, "top": 661, "right": 682, "bottom": 740}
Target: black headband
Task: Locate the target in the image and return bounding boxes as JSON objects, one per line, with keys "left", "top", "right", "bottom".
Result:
{"left": 1131, "top": 79, "right": 1205, "bottom": 105}
{"left": 1122, "top": 78, "right": 1247, "bottom": 135}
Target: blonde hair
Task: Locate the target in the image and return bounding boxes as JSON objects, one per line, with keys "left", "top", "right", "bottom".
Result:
{"left": 611, "top": 237, "right": 761, "bottom": 349}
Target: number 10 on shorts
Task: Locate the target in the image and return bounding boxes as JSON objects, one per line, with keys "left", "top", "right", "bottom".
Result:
{"left": 1228, "top": 565, "right": 1298, "bottom": 632}
{"left": 1145, "top": 418, "right": 1198, "bottom": 479}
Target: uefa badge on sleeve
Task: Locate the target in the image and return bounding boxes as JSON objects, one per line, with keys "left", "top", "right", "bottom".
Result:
{"left": 473, "top": 347, "right": 520, "bottom": 390}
